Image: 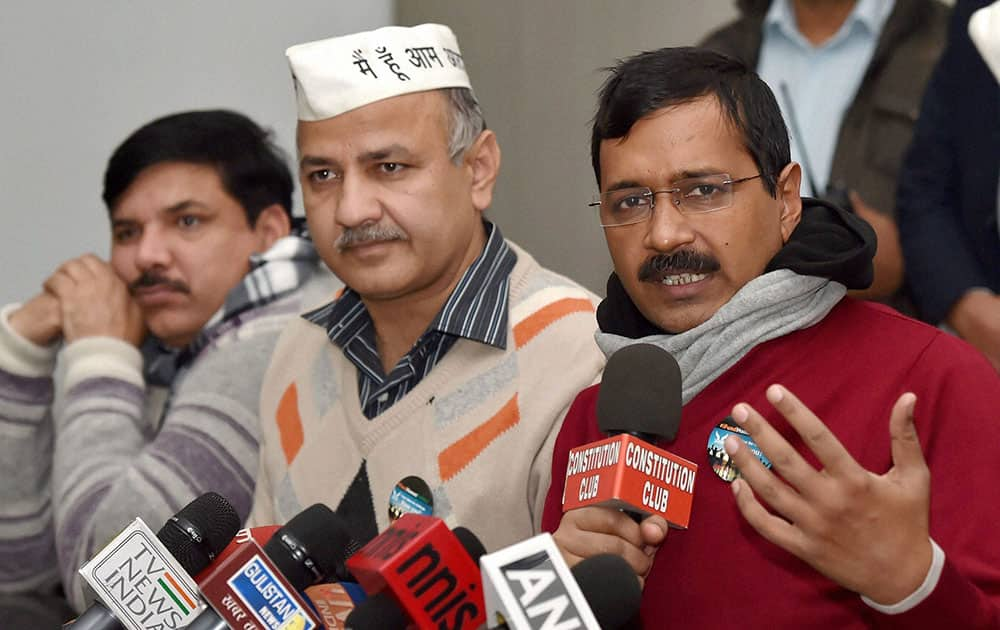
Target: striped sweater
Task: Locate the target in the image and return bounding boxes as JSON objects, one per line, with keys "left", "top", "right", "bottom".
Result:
{"left": 0, "top": 266, "right": 338, "bottom": 610}
{"left": 249, "top": 242, "right": 606, "bottom": 552}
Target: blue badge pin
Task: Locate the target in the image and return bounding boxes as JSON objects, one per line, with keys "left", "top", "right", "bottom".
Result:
{"left": 707, "top": 418, "right": 772, "bottom": 482}
{"left": 388, "top": 475, "right": 434, "bottom": 522}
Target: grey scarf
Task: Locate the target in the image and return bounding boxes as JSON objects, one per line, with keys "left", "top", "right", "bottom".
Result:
{"left": 595, "top": 269, "right": 845, "bottom": 403}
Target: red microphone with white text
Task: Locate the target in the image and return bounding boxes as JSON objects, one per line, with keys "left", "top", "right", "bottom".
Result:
{"left": 562, "top": 343, "right": 698, "bottom": 528}
{"left": 193, "top": 523, "right": 368, "bottom": 630}
{"left": 345, "top": 513, "right": 486, "bottom": 629}
{"left": 186, "top": 503, "right": 357, "bottom": 630}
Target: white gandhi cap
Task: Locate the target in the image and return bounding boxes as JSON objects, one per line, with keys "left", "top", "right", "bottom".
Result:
{"left": 286, "top": 23, "right": 472, "bottom": 122}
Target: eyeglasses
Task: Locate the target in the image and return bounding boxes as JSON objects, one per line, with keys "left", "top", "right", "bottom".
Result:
{"left": 589, "top": 173, "right": 763, "bottom": 227}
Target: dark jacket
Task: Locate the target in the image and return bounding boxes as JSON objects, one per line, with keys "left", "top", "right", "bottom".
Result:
{"left": 700, "top": 0, "right": 949, "bottom": 222}
{"left": 897, "top": 0, "right": 1000, "bottom": 324}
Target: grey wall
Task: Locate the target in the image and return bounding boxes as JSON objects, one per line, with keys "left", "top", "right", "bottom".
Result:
{"left": 0, "top": 1, "right": 391, "bottom": 305}
{"left": 397, "top": 1, "right": 739, "bottom": 293}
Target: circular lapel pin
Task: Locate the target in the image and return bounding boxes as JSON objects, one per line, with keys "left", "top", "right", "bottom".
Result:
{"left": 388, "top": 475, "right": 434, "bottom": 522}
{"left": 707, "top": 417, "right": 772, "bottom": 482}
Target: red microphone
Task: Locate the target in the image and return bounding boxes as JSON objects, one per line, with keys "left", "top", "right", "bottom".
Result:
{"left": 196, "top": 524, "right": 367, "bottom": 629}
{"left": 346, "top": 514, "right": 486, "bottom": 629}
{"left": 561, "top": 344, "right": 698, "bottom": 528}
{"left": 187, "top": 504, "right": 354, "bottom": 630}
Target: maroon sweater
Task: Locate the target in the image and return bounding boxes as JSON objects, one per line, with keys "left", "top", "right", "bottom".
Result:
{"left": 542, "top": 298, "right": 1000, "bottom": 628}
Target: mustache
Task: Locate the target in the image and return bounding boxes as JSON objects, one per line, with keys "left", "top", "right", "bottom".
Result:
{"left": 129, "top": 272, "right": 190, "bottom": 294}
{"left": 638, "top": 250, "right": 721, "bottom": 282}
{"left": 335, "top": 223, "right": 409, "bottom": 251}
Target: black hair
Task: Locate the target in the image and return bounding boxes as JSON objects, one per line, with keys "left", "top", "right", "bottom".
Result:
{"left": 590, "top": 46, "right": 789, "bottom": 197}
{"left": 102, "top": 110, "right": 293, "bottom": 225}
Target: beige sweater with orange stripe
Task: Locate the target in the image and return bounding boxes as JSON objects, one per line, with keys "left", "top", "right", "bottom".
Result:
{"left": 249, "top": 243, "right": 605, "bottom": 551}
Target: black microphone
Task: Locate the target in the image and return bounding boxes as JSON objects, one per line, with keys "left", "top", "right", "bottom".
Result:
{"left": 66, "top": 491, "right": 239, "bottom": 629}
{"left": 567, "top": 554, "right": 643, "bottom": 630}
{"left": 342, "top": 591, "right": 409, "bottom": 630}
{"left": 185, "top": 503, "right": 356, "bottom": 630}
{"left": 596, "top": 342, "right": 682, "bottom": 443}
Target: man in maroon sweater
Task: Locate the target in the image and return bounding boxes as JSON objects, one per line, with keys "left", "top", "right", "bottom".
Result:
{"left": 542, "top": 47, "right": 1000, "bottom": 627}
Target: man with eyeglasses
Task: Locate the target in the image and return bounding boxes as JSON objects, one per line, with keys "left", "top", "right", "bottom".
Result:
{"left": 542, "top": 47, "right": 1000, "bottom": 627}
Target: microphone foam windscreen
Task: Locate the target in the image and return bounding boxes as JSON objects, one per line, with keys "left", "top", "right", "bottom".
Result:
{"left": 157, "top": 491, "right": 240, "bottom": 574}
{"left": 451, "top": 526, "right": 486, "bottom": 563}
{"left": 571, "top": 554, "right": 642, "bottom": 630}
{"left": 596, "top": 343, "right": 682, "bottom": 441}
{"left": 264, "top": 503, "right": 356, "bottom": 590}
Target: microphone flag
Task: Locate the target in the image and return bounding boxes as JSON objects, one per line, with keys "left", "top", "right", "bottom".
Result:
{"left": 479, "top": 532, "right": 599, "bottom": 630}
{"left": 303, "top": 582, "right": 367, "bottom": 629}
{"left": 562, "top": 434, "right": 698, "bottom": 528}
{"left": 196, "top": 538, "right": 321, "bottom": 630}
{"left": 346, "top": 513, "right": 485, "bottom": 629}
{"left": 77, "top": 518, "right": 205, "bottom": 630}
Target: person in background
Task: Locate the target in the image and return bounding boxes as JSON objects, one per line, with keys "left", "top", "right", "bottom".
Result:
{"left": 897, "top": 0, "right": 1000, "bottom": 373}
{"left": 701, "top": 0, "right": 949, "bottom": 312}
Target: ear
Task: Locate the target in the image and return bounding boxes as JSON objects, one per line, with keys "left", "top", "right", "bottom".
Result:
{"left": 776, "top": 162, "right": 803, "bottom": 243}
{"left": 464, "top": 130, "right": 502, "bottom": 212}
{"left": 252, "top": 204, "right": 292, "bottom": 251}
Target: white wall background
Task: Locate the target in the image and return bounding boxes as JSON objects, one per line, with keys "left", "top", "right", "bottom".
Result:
{"left": 0, "top": 1, "right": 391, "bottom": 305}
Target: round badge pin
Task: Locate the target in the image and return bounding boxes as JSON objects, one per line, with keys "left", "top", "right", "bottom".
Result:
{"left": 707, "top": 417, "right": 772, "bottom": 482}
{"left": 388, "top": 475, "right": 434, "bottom": 522}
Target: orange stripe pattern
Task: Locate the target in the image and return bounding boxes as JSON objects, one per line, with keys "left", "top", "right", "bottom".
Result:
{"left": 513, "top": 298, "right": 594, "bottom": 348}
{"left": 439, "top": 395, "right": 520, "bottom": 482}
{"left": 276, "top": 383, "right": 305, "bottom": 465}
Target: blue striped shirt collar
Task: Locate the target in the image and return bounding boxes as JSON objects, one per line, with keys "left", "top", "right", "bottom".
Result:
{"left": 304, "top": 220, "right": 517, "bottom": 353}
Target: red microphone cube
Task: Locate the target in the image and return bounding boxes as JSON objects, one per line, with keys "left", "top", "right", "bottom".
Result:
{"left": 562, "top": 434, "right": 698, "bottom": 529}
{"left": 347, "top": 514, "right": 486, "bottom": 629}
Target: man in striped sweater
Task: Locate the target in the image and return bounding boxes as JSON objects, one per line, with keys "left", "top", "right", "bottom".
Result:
{"left": 248, "top": 24, "right": 606, "bottom": 554}
{"left": 0, "top": 110, "right": 338, "bottom": 616}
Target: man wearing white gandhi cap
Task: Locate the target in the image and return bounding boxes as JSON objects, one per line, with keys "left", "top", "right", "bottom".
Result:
{"left": 248, "top": 24, "right": 605, "bottom": 551}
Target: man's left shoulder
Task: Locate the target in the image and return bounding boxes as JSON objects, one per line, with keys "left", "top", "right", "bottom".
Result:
{"left": 827, "top": 298, "right": 941, "bottom": 342}
{"left": 828, "top": 298, "right": 994, "bottom": 374}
